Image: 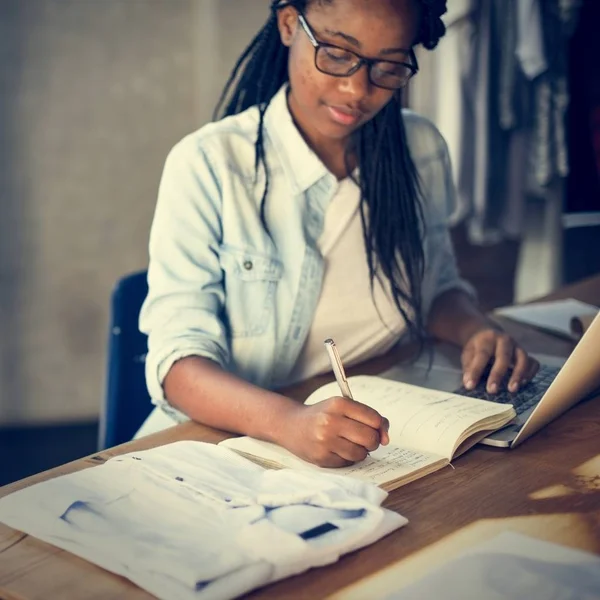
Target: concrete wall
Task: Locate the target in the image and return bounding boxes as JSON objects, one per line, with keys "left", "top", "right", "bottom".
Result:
{"left": 0, "top": 0, "right": 270, "bottom": 425}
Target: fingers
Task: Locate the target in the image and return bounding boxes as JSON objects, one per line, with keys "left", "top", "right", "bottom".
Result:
{"left": 308, "top": 399, "right": 388, "bottom": 467}
{"left": 525, "top": 357, "right": 540, "bottom": 382}
{"left": 330, "top": 436, "right": 370, "bottom": 465}
{"left": 462, "top": 338, "right": 495, "bottom": 390}
{"left": 338, "top": 416, "right": 383, "bottom": 453}
{"left": 506, "top": 347, "right": 528, "bottom": 392}
{"left": 484, "top": 344, "right": 540, "bottom": 393}
{"left": 335, "top": 396, "right": 386, "bottom": 431}
{"left": 313, "top": 450, "right": 356, "bottom": 469}
{"left": 508, "top": 352, "right": 540, "bottom": 391}
{"left": 380, "top": 417, "right": 390, "bottom": 446}
{"left": 462, "top": 329, "right": 540, "bottom": 393}
{"left": 330, "top": 418, "right": 393, "bottom": 465}
{"left": 308, "top": 418, "right": 373, "bottom": 467}
{"left": 485, "top": 335, "right": 514, "bottom": 394}
{"left": 334, "top": 397, "right": 390, "bottom": 447}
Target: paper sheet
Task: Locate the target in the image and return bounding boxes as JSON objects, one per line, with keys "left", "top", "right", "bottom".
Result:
{"left": 335, "top": 532, "right": 600, "bottom": 600}
{"left": 383, "top": 532, "right": 600, "bottom": 600}
{"left": 495, "top": 298, "right": 599, "bottom": 339}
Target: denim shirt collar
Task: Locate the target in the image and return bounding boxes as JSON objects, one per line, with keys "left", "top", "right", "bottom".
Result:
{"left": 264, "top": 85, "right": 332, "bottom": 195}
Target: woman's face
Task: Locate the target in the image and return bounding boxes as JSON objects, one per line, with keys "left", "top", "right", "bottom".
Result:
{"left": 277, "top": 0, "right": 420, "bottom": 148}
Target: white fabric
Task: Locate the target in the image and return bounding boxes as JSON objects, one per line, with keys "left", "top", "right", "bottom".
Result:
{"left": 0, "top": 441, "right": 407, "bottom": 600}
{"left": 289, "top": 177, "right": 405, "bottom": 383}
{"left": 410, "top": 15, "right": 475, "bottom": 227}
{"left": 516, "top": 0, "right": 548, "bottom": 80}
{"left": 409, "top": 1, "right": 547, "bottom": 242}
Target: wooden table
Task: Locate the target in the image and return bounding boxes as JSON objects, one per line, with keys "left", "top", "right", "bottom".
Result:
{"left": 1, "top": 275, "right": 600, "bottom": 600}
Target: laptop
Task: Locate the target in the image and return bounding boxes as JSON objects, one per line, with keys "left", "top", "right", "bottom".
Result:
{"left": 381, "top": 312, "right": 600, "bottom": 448}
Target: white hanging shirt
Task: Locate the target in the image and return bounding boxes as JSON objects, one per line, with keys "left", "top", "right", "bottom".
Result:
{"left": 289, "top": 177, "right": 407, "bottom": 383}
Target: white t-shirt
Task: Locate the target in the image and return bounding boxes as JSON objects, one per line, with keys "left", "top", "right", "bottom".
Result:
{"left": 289, "top": 177, "right": 407, "bottom": 383}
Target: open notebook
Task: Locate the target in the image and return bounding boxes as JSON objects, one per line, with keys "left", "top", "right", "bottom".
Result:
{"left": 220, "top": 376, "right": 516, "bottom": 492}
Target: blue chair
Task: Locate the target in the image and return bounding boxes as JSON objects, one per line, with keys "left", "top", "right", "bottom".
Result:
{"left": 99, "top": 270, "right": 153, "bottom": 449}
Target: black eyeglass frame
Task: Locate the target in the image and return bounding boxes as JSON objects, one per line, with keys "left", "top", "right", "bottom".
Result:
{"left": 296, "top": 12, "right": 419, "bottom": 90}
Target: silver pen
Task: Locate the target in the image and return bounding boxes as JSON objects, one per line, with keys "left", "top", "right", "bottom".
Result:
{"left": 324, "top": 338, "right": 354, "bottom": 400}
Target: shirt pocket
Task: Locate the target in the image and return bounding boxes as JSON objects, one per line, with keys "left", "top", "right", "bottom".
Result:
{"left": 218, "top": 244, "right": 283, "bottom": 337}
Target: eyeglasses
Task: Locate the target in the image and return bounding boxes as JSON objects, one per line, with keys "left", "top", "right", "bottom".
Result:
{"left": 297, "top": 13, "right": 418, "bottom": 91}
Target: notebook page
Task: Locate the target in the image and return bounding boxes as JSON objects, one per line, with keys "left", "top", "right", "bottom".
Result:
{"left": 305, "top": 376, "right": 514, "bottom": 459}
{"left": 220, "top": 436, "right": 444, "bottom": 487}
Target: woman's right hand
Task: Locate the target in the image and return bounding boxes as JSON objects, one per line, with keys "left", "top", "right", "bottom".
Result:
{"left": 278, "top": 397, "right": 390, "bottom": 468}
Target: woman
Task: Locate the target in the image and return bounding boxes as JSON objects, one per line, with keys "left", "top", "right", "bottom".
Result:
{"left": 138, "top": 0, "right": 539, "bottom": 466}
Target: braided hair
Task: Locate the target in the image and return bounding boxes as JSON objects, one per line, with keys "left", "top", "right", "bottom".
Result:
{"left": 214, "top": 0, "right": 448, "bottom": 349}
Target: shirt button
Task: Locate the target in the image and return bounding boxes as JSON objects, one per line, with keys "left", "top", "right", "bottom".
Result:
{"left": 243, "top": 260, "right": 253, "bottom": 271}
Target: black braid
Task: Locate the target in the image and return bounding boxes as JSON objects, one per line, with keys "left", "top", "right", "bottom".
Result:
{"left": 214, "top": 11, "right": 288, "bottom": 229}
{"left": 214, "top": 0, "right": 448, "bottom": 348}
{"left": 354, "top": 97, "right": 426, "bottom": 342}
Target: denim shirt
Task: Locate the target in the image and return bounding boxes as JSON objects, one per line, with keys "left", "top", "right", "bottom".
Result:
{"left": 139, "top": 85, "right": 473, "bottom": 416}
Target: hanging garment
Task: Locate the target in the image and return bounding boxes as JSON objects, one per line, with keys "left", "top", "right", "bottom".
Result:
{"left": 409, "top": 0, "right": 582, "bottom": 244}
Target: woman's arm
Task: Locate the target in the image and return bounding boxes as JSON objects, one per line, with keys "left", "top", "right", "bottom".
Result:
{"left": 164, "top": 356, "right": 299, "bottom": 442}
{"left": 164, "top": 356, "right": 389, "bottom": 467}
{"left": 410, "top": 119, "right": 539, "bottom": 394}
{"left": 426, "top": 287, "right": 496, "bottom": 347}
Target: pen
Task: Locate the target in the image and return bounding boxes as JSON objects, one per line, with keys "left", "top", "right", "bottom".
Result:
{"left": 324, "top": 338, "right": 354, "bottom": 400}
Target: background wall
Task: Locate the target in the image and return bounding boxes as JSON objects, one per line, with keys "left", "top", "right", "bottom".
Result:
{"left": 0, "top": 0, "right": 270, "bottom": 425}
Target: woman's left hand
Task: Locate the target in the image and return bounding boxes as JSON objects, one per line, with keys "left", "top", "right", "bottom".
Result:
{"left": 461, "top": 328, "right": 540, "bottom": 394}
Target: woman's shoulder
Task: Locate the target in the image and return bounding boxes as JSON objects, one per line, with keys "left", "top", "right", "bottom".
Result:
{"left": 166, "top": 106, "right": 261, "bottom": 171}
{"left": 401, "top": 109, "right": 450, "bottom": 163}
{"left": 401, "top": 110, "right": 457, "bottom": 223}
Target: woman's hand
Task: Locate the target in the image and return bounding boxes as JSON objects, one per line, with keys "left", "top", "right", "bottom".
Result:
{"left": 461, "top": 327, "right": 540, "bottom": 394}
{"left": 279, "top": 397, "right": 390, "bottom": 468}
{"left": 426, "top": 289, "right": 539, "bottom": 394}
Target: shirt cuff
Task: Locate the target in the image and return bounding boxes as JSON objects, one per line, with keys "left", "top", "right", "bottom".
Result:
{"left": 435, "top": 278, "right": 478, "bottom": 303}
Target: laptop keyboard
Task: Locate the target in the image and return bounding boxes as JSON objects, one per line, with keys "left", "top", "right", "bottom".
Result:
{"left": 453, "top": 364, "right": 561, "bottom": 415}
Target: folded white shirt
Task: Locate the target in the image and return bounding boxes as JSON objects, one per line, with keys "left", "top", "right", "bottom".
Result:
{"left": 0, "top": 441, "right": 407, "bottom": 600}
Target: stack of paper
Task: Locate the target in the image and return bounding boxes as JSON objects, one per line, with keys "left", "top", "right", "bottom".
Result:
{"left": 495, "top": 298, "right": 599, "bottom": 340}
{"left": 0, "top": 441, "right": 406, "bottom": 600}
